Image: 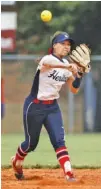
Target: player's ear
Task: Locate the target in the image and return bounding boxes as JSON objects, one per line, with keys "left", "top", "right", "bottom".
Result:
{"left": 53, "top": 43, "right": 58, "bottom": 50}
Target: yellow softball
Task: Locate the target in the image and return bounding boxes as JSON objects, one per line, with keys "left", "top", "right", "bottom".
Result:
{"left": 41, "top": 10, "right": 52, "bottom": 22}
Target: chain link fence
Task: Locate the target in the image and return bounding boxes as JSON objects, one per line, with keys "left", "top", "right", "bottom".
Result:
{"left": 1, "top": 55, "right": 101, "bottom": 133}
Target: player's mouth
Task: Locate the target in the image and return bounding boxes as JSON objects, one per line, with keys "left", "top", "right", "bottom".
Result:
{"left": 63, "top": 50, "right": 68, "bottom": 54}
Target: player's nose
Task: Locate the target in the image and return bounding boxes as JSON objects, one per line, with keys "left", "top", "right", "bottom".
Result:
{"left": 64, "top": 46, "right": 70, "bottom": 51}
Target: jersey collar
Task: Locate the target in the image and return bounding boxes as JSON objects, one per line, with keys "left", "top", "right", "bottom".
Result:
{"left": 52, "top": 54, "right": 64, "bottom": 63}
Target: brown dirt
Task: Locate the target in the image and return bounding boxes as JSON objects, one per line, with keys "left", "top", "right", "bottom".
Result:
{"left": 1, "top": 168, "right": 101, "bottom": 189}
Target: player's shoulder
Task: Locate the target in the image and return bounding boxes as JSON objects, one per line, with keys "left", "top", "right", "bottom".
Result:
{"left": 39, "top": 54, "right": 51, "bottom": 62}
{"left": 42, "top": 54, "right": 56, "bottom": 60}
{"left": 41, "top": 54, "right": 50, "bottom": 59}
{"left": 40, "top": 54, "right": 57, "bottom": 63}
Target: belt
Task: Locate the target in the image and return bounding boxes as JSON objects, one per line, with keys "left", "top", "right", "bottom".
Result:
{"left": 33, "top": 98, "right": 55, "bottom": 104}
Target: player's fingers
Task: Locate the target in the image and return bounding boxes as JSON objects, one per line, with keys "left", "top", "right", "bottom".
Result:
{"left": 68, "top": 64, "right": 78, "bottom": 73}
{"left": 67, "top": 64, "right": 74, "bottom": 68}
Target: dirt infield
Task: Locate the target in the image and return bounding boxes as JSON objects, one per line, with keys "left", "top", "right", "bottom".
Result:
{"left": 1, "top": 168, "right": 101, "bottom": 189}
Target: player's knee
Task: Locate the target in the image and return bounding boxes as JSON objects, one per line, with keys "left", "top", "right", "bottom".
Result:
{"left": 51, "top": 128, "right": 65, "bottom": 150}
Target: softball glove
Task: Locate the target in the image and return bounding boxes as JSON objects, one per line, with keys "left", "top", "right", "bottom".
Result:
{"left": 69, "top": 44, "right": 91, "bottom": 73}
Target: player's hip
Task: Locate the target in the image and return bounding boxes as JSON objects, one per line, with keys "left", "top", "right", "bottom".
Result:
{"left": 23, "top": 94, "right": 59, "bottom": 115}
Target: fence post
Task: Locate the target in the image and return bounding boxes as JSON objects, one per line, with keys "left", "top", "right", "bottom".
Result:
{"left": 68, "top": 91, "right": 74, "bottom": 133}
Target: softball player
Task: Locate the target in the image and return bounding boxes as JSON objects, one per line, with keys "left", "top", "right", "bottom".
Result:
{"left": 11, "top": 31, "right": 83, "bottom": 181}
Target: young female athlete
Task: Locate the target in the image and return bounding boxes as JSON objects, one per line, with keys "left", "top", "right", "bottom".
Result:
{"left": 11, "top": 31, "right": 84, "bottom": 181}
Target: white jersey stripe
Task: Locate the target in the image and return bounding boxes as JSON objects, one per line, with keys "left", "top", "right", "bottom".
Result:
{"left": 25, "top": 102, "right": 33, "bottom": 152}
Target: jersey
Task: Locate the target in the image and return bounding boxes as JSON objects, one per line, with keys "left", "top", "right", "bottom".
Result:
{"left": 30, "top": 54, "right": 72, "bottom": 100}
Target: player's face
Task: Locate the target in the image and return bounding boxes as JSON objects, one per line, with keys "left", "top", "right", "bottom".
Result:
{"left": 53, "top": 40, "right": 71, "bottom": 57}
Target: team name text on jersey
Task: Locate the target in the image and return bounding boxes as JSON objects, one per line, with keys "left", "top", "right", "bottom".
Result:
{"left": 48, "top": 70, "right": 68, "bottom": 82}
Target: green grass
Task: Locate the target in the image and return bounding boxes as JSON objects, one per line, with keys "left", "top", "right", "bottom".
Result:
{"left": 1, "top": 133, "right": 101, "bottom": 168}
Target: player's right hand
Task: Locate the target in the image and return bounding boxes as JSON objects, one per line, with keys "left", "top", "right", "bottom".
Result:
{"left": 67, "top": 64, "right": 78, "bottom": 75}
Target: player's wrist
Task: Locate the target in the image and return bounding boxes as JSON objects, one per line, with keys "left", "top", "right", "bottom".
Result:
{"left": 77, "top": 72, "right": 84, "bottom": 78}
{"left": 72, "top": 76, "right": 82, "bottom": 88}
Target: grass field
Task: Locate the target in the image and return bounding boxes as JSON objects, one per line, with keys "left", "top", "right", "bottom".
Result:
{"left": 1, "top": 133, "right": 101, "bottom": 168}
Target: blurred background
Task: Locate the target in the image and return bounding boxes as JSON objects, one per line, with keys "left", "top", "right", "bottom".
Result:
{"left": 1, "top": 1, "right": 101, "bottom": 167}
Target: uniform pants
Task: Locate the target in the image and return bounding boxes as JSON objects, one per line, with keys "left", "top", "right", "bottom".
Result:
{"left": 21, "top": 95, "right": 65, "bottom": 152}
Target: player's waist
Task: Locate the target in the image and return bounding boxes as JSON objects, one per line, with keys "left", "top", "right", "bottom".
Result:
{"left": 33, "top": 98, "right": 56, "bottom": 105}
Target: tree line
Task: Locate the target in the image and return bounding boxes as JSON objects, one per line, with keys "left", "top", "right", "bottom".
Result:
{"left": 16, "top": 1, "right": 101, "bottom": 54}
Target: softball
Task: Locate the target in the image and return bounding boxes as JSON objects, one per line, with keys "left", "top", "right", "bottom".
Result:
{"left": 41, "top": 10, "right": 52, "bottom": 22}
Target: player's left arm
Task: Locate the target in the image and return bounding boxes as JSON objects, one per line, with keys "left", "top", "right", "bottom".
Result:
{"left": 66, "top": 73, "right": 83, "bottom": 94}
